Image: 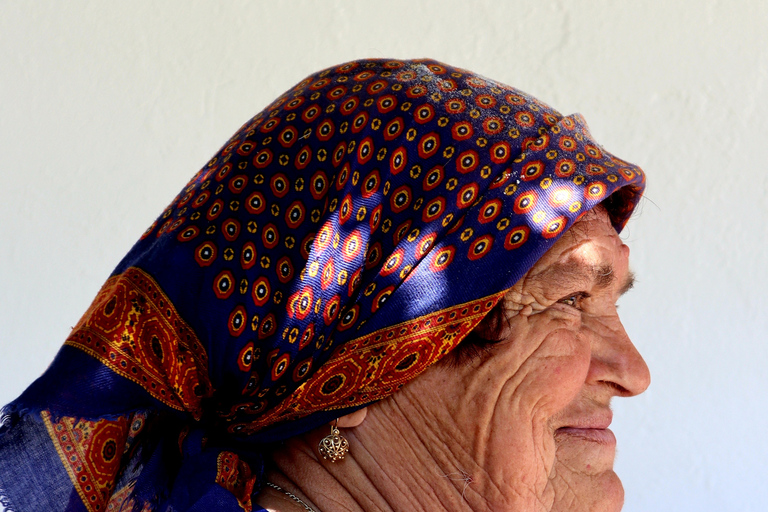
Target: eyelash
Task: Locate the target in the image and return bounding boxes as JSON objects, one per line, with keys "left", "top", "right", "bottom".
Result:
{"left": 558, "top": 292, "right": 590, "bottom": 309}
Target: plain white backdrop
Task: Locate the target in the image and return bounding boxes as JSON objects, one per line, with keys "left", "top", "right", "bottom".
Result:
{"left": 1, "top": 1, "right": 766, "bottom": 510}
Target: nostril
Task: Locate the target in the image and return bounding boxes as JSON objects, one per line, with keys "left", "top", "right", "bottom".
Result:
{"left": 598, "top": 379, "right": 630, "bottom": 396}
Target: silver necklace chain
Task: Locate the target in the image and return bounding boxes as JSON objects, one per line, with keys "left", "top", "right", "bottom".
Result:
{"left": 264, "top": 481, "right": 318, "bottom": 512}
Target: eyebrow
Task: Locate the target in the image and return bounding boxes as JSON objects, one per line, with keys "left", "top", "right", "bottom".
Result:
{"left": 619, "top": 270, "right": 636, "bottom": 296}
{"left": 532, "top": 262, "right": 636, "bottom": 296}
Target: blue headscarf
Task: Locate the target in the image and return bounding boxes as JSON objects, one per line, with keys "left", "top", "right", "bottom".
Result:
{"left": 0, "top": 59, "right": 644, "bottom": 512}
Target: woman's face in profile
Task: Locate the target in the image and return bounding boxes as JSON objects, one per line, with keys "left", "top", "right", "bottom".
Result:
{"left": 386, "top": 208, "right": 650, "bottom": 512}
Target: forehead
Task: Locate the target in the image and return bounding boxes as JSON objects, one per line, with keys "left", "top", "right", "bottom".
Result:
{"left": 526, "top": 208, "right": 629, "bottom": 290}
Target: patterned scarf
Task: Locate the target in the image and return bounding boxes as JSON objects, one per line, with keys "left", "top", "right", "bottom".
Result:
{"left": 0, "top": 59, "right": 645, "bottom": 512}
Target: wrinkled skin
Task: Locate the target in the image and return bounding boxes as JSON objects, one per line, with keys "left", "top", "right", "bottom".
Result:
{"left": 388, "top": 207, "right": 649, "bottom": 511}
{"left": 260, "top": 208, "right": 650, "bottom": 512}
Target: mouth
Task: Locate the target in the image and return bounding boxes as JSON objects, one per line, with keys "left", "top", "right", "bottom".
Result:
{"left": 555, "top": 427, "right": 616, "bottom": 445}
{"left": 554, "top": 408, "right": 615, "bottom": 445}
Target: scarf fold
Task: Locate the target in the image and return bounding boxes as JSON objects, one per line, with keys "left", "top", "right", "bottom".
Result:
{"left": 0, "top": 58, "right": 645, "bottom": 512}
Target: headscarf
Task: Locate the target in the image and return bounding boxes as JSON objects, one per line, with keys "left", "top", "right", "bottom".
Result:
{"left": 0, "top": 59, "right": 645, "bottom": 512}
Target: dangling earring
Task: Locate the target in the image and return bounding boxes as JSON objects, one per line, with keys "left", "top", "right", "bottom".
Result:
{"left": 317, "top": 419, "right": 349, "bottom": 462}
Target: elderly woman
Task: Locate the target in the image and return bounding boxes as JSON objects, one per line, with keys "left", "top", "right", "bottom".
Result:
{"left": 0, "top": 59, "right": 648, "bottom": 512}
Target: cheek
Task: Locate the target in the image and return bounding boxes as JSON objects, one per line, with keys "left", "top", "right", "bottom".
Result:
{"left": 459, "top": 312, "right": 593, "bottom": 437}
{"left": 510, "top": 324, "right": 592, "bottom": 418}
{"left": 470, "top": 320, "right": 592, "bottom": 493}
{"left": 449, "top": 315, "right": 590, "bottom": 410}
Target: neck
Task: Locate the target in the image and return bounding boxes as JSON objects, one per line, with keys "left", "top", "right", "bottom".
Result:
{"left": 257, "top": 397, "right": 487, "bottom": 512}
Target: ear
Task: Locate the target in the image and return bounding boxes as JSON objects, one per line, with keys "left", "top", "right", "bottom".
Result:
{"left": 336, "top": 407, "right": 367, "bottom": 428}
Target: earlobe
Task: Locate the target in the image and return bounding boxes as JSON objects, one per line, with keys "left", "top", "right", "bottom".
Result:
{"left": 337, "top": 407, "right": 368, "bottom": 428}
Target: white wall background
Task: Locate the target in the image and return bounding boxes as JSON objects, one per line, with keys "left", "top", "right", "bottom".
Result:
{"left": 1, "top": 1, "right": 766, "bottom": 510}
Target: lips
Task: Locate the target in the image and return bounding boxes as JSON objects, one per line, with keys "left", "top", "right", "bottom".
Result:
{"left": 554, "top": 408, "right": 615, "bottom": 445}
{"left": 555, "top": 427, "right": 616, "bottom": 445}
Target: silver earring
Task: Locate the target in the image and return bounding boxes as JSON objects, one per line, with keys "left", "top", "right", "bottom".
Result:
{"left": 317, "top": 419, "right": 349, "bottom": 462}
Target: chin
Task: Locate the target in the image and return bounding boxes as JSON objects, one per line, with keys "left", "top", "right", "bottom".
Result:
{"left": 595, "top": 470, "right": 625, "bottom": 512}
{"left": 551, "top": 470, "right": 624, "bottom": 512}
{"left": 551, "top": 438, "right": 625, "bottom": 512}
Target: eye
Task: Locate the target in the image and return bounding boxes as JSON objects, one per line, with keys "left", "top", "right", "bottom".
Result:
{"left": 558, "top": 292, "right": 590, "bottom": 309}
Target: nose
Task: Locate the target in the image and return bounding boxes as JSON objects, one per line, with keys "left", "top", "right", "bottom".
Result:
{"left": 587, "top": 318, "right": 651, "bottom": 397}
